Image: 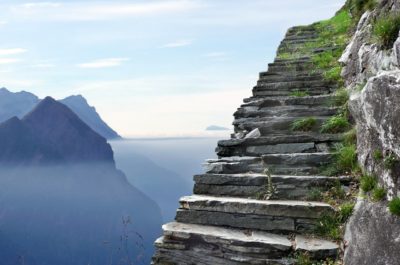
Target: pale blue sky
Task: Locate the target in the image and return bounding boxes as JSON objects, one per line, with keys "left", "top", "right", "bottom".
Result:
{"left": 0, "top": 0, "right": 345, "bottom": 137}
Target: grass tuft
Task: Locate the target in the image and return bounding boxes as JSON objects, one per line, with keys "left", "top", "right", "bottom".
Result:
{"left": 372, "top": 186, "right": 386, "bottom": 201}
{"left": 335, "top": 143, "right": 358, "bottom": 174}
{"left": 373, "top": 150, "right": 383, "bottom": 161}
{"left": 321, "top": 115, "right": 350, "bottom": 133}
{"left": 360, "top": 174, "right": 377, "bottom": 192}
{"left": 384, "top": 153, "right": 398, "bottom": 170}
{"left": 290, "top": 90, "right": 310, "bottom": 97}
{"left": 389, "top": 197, "right": 400, "bottom": 216}
{"left": 291, "top": 117, "right": 317, "bottom": 132}
{"left": 332, "top": 88, "right": 349, "bottom": 107}
{"left": 373, "top": 13, "right": 400, "bottom": 49}
{"left": 343, "top": 127, "right": 357, "bottom": 145}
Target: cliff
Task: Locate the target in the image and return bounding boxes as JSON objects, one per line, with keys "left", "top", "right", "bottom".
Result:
{"left": 152, "top": 0, "right": 400, "bottom": 264}
{"left": 0, "top": 97, "right": 162, "bottom": 264}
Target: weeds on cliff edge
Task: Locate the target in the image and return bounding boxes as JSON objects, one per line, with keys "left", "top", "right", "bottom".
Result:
{"left": 372, "top": 186, "right": 386, "bottom": 201}
{"left": 373, "top": 13, "right": 400, "bottom": 49}
{"left": 343, "top": 127, "right": 357, "bottom": 145}
{"left": 373, "top": 150, "right": 383, "bottom": 161}
{"left": 348, "top": 0, "right": 377, "bottom": 16}
{"left": 332, "top": 88, "right": 349, "bottom": 107}
{"left": 389, "top": 197, "right": 400, "bottom": 216}
{"left": 384, "top": 153, "right": 399, "bottom": 170}
{"left": 291, "top": 117, "right": 317, "bottom": 132}
{"left": 315, "top": 202, "right": 355, "bottom": 241}
{"left": 360, "top": 174, "right": 377, "bottom": 192}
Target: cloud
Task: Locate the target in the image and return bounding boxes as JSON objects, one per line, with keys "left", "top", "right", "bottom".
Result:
{"left": 0, "top": 48, "right": 27, "bottom": 56}
{"left": 11, "top": 1, "right": 202, "bottom": 21}
{"left": 77, "top": 58, "right": 129, "bottom": 69}
{"left": 162, "top": 39, "right": 193, "bottom": 48}
{"left": 0, "top": 58, "right": 21, "bottom": 64}
{"left": 31, "top": 63, "right": 55, "bottom": 68}
{"left": 21, "top": 2, "right": 62, "bottom": 9}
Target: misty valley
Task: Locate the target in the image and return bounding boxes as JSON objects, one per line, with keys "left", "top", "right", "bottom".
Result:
{"left": 0, "top": 88, "right": 219, "bottom": 264}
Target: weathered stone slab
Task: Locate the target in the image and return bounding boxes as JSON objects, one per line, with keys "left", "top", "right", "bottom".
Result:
{"left": 179, "top": 195, "right": 334, "bottom": 219}
{"left": 295, "top": 235, "right": 339, "bottom": 259}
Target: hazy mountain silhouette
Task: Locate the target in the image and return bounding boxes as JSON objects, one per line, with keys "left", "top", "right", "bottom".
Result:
{"left": 0, "top": 88, "right": 120, "bottom": 139}
{"left": 0, "top": 97, "right": 162, "bottom": 264}
{"left": 61, "top": 95, "right": 121, "bottom": 139}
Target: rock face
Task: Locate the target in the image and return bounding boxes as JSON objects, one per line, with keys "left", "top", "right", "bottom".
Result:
{"left": 0, "top": 88, "right": 120, "bottom": 139}
{"left": 0, "top": 97, "right": 162, "bottom": 264}
{"left": 152, "top": 24, "right": 347, "bottom": 264}
{"left": 339, "top": 1, "right": 400, "bottom": 264}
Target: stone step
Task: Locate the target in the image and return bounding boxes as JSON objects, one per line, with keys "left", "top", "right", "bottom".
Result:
{"left": 234, "top": 105, "right": 338, "bottom": 120}
{"left": 204, "top": 153, "right": 332, "bottom": 175}
{"left": 176, "top": 195, "right": 335, "bottom": 233}
{"left": 242, "top": 94, "right": 334, "bottom": 107}
{"left": 216, "top": 133, "right": 342, "bottom": 157}
{"left": 255, "top": 80, "right": 333, "bottom": 90}
{"left": 259, "top": 71, "right": 323, "bottom": 79}
{"left": 153, "top": 222, "right": 295, "bottom": 264}
{"left": 234, "top": 116, "right": 329, "bottom": 135}
{"left": 258, "top": 74, "right": 324, "bottom": 83}
{"left": 263, "top": 153, "right": 333, "bottom": 175}
{"left": 252, "top": 88, "right": 332, "bottom": 97}
{"left": 193, "top": 173, "right": 350, "bottom": 200}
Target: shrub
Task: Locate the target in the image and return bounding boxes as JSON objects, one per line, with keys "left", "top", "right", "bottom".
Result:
{"left": 290, "top": 90, "right": 309, "bottom": 97}
{"left": 373, "top": 13, "right": 400, "bottom": 49}
{"left": 294, "top": 252, "right": 312, "bottom": 265}
{"left": 372, "top": 186, "right": 386, "bottom": 201}
{"left": 384, "top": 153, "right": 398, "bottom": 169}
{"left": 389, "top": 197, "right": 400, "bottom": 216}
{"left": 321, "top": 115, "right": 350, "bottom": 133}
{"left": 291, "top": 117, "right": 317, "bottom": 132}
{"left": 360, "top": 174, "right": 377, "bottom": 192}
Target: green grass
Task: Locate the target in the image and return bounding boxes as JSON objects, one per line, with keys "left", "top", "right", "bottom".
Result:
{"left": 389, "top": 197, "right": 400, "bottom": 216}
{"left": 373, "top": 13, "right": 400, "bottom": 49}
{"left": 343, "top": 127, "right": 357, "bottom": 145}
{"left": 332, "top": 88, "right": 349, "bottom": 107}
{"left": 315, "top": 214, "right": 342, "bottom": 240}
{"left": 294, "top": 252, "right": 313, "bottom": 265}
{"left": 384, "top": 153, "right": 398, "bottom": 170}
{"left": 348, "top": 0, "right": 377, "bottom": 16}
{"left": 372, "top": 186, "right": 386, "bottom": 201}
{"left": 291, "top": 117, "right": 317, "bottom": 132}
{"left": 373, "top": 150, "right": 383, "bottom": 161}
{"left": 324, "top": 66, "right": 343, "bottom": 84}
{"left": 338, "top": 202, "right": 355, "bottom": 222}
{"left": 290, "top": 90, "right": 310, "bottom": 97}
{"left": 315, "top": 201, "right": 355, "bottom": 240}
{"left": 360, "top": 174, "right": 377, "bottom": 192}
{"left": 335, "top": 143, "right": 358, "bottom": 174}
{"left": 307, "top": 188, "right": 323, "bottom": 201}
{"left": 321, "top": 115, "right": 350, "bottom": 133}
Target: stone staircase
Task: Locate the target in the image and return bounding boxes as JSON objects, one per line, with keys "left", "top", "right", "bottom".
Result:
{"left": 152, "top": 25, "right": 347, "bottom": 264}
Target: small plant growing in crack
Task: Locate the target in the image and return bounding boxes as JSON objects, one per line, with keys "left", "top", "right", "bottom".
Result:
{"left": 257, "top": 167, "right": 277, "bottom": 200}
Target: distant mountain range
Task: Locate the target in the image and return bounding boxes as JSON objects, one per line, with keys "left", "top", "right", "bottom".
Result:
{"left": 0, "top": 87, "right": 120, "bottom": 139}
{"left": 206, "top": 125, "right": 230, "bottom": 131}
{"left": 0, "top": 96, "right": 162, "bottom": 264}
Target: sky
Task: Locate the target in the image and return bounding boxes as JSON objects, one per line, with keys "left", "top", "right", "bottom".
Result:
{"left": 0, "top": 0, "right": 345, "bottom": 137}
